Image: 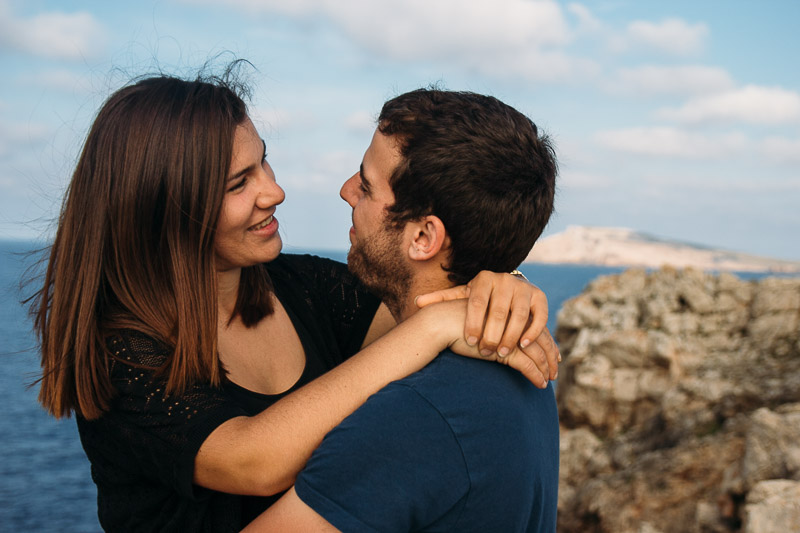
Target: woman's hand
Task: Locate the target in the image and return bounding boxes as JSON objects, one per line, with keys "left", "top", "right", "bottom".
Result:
{"left": 450, "top": 329, "right": 555, "bottom": 388}
{"left": 415, "top": 271, "right": 559, "bottom": 382}
{"left": 419, "top": 299, "right": 555, "bottom": 388}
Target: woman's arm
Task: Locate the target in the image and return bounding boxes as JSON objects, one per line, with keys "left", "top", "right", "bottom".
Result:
{"left": 412, "top": 271, "right": 559, "bottom": 381}
{"left": 195, "top": 301, "right": 469, "bottom": 497}
{"left": 197, "top": 270, "right": 557, "bottom": 498}
{"left": 359, "top": 302, "right": 396, "bottom": 348}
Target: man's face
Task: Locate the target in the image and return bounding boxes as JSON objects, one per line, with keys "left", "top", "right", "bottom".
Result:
{"left": 340, "top": 129, "right": 412, "bottom": 308}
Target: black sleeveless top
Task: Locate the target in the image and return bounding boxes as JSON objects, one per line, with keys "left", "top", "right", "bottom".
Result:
{"left": 76, "top": 254, "right": 381, "bottom": 532}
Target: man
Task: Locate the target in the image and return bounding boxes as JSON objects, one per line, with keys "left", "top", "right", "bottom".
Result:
{"left": 245, "top": 89, "right": 559, "bottom": 532}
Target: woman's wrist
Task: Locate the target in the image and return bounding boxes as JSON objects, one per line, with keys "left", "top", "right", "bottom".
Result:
{"left": 411, "top": 300, "right": 466, "bottom": 352}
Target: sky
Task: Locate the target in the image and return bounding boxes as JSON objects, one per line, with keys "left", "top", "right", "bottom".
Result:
{"left": 0, "top": 0, "right": 798, "bottom": 261}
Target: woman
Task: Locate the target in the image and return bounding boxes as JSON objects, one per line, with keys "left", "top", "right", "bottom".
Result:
{"left": 32, "top": 70, "right": 557, "bottom": 532}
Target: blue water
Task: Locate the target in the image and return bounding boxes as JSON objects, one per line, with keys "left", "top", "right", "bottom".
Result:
{"left": 281, "top": 246, "right": 625, "bottom": 334}
{"left": 0, "top": 241, "right": 101, "bottom": 531}
{"left": 0, "top": 241, "right": 785, "bottom": 531}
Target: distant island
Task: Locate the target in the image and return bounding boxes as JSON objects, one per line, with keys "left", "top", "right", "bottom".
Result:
{"left": 525, "top": 226, "right": 800, "bottom": 273}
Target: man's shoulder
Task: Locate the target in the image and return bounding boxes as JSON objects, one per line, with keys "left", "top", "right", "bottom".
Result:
{"left": 299, "top": 351, "right": 559, "bottom": 532}
{"left": 395, "top": 349, "right": 543, "bottom": 401}
{"left": 391, "top": 350, "right": 559, "bottom": 450}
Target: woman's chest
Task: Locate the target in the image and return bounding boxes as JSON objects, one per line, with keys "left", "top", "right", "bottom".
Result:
{"left": 218, "top": 301, "right": 307, "bottom": 395}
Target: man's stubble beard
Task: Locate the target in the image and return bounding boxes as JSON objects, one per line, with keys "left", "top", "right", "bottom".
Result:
{"left": 347, "top": 221, "right": 413, "bottom": 319}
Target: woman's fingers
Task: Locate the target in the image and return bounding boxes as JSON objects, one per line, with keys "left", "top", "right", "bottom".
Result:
{"left": 469, "top": 274, "right": 511, "bottom": 353}
{"left": 414, "top": 286, "right": 469, "bottom": 308}
{"left": 501, "top": 347, "right": 549, "bottom": 389}
{"left": 520, "top": 286, "right": 549, "bottom": 349}
{"left": 533, "top": 328, "right": 560, "bottom": 381}
{"left": 490, "top": 292, "right": 531, "bottom": 357}
{"left": 414, "top": 272, "right": 555, "bottom": 374}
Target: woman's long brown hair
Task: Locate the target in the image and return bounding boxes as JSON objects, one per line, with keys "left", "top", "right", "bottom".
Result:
{"left": 32, "top": 72, "right": 272, "bottom": 420}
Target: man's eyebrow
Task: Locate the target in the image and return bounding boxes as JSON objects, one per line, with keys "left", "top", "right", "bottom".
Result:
{"left": 359, "top": 163, "right": 372, "bottom": 193}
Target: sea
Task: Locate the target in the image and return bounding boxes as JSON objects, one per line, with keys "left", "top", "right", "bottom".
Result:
{"left": 0, "top": 240, "right": 784, "bottom": 532}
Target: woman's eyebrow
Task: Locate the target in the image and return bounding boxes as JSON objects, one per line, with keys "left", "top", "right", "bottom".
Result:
{"left": 227, "top": 139, "right": 266, "bottom": 182}
{"left": 227, "top": 163, "right": 255, "bottom": 182}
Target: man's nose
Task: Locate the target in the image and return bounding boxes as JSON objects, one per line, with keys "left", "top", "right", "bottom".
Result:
{"left": 340, "top": 173, "right": 359, "bottom": 206}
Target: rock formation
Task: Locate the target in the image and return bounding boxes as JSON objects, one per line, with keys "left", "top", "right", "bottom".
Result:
{"left": 526, "top": 226, "right": 800, "bottom": 273}
{"left": 555, "top": 267, "right": 800, "bottom": 533}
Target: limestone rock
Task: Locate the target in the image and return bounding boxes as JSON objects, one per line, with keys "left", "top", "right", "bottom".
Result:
{"left": 742, "top": 480, "right": 800, "bottom": 533}
{"left": 554, "top": 268, "right": 800, "bottom": 532}
{"left": 742, "top": 405, "right": 800, "bottom": 489}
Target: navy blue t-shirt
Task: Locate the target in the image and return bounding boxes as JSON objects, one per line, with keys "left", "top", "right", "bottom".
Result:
{"left": 295, "top": 350, "right": 559, "bottom": 532}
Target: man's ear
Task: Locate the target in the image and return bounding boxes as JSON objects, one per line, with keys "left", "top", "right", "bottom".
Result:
{"left": 408, "top": 216, "right": 448, "bottom": 261}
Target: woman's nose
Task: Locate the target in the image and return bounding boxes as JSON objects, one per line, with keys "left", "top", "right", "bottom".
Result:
{"left": 256, "top": 164, "right": 285, "bottom": 208}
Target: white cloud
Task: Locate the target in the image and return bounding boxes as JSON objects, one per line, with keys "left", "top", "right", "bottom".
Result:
{"left": 656, "top": 85, "right": 800, "bottom": 125}
{"left": 0, "top": 1, "right": 106, "bottom": 60}
{"left": 17, "top": 69, "right": 92, "bottom": 93}
{"left": 626, "top": 18, "right": 708, "bottom": 56}
{"left": 0, "top": 119, "right": 50, "bottom": 157}
{"left": 250, "top": 106, "right": 319, "bottom": 138}
{"left": 180, "top": 0, "right": 587, "bottom": 83}
{"left": 179, "top": 0, "right": 317, "bottom": 16}
{"left": 187, "top": 0, "right": 572, "bottom": 51}
{"left": 344, "top": 110, "right": 376, "bottom": 136}
{"left": 761, "top": 137, "right": 800, "bottom": 164}
{"left": 559, "top": 170, "right": 615, "bottom": 189}
{"left": 609, "top": 65, "right": 735, "bottom": 96}
{"left": 567, "top": 3, "right": 602, "bottom": 33}
{"left": 462, "top": 46, "right": 600, "bottom": 83}
{"left": 282, "top": 150, "right": 356, "bottom": 192}
{"left": 645, "top": 173, "right": 800, "bottom": 194}
{"left": 330, "top": 0, "right": 570, "bottom": 60}
{"left": 595, "top": 127, "right": 747, "bottom": 159}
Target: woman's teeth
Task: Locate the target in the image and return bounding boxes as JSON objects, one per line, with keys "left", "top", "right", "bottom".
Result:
{"left": 251, "top": 216, "right": 273, "bottom": 230}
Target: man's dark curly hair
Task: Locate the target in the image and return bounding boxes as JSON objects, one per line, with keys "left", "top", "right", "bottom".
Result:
{"left": 378, "top": 89, "right": 557, "bottom": 285}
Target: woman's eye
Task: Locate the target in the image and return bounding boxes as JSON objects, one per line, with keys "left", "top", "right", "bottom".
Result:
{"left": 228, "top": 178, "right": 247, "bottom": 192}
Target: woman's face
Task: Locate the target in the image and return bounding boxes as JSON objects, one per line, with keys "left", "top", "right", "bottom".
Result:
{"left": 214, "top": 117, "right": 285, "bottom": 272}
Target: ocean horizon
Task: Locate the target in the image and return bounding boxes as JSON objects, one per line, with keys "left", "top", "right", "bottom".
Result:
{"left": 0, "top": 240, "right": 786, "bottom": 531}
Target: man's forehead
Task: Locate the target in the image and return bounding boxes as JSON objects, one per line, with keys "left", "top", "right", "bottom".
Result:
{"left": 364, "top": 130, "right": 401, "bottom": 172}
{"left": 359, "top": 130, "right": 401, "bottom": 204}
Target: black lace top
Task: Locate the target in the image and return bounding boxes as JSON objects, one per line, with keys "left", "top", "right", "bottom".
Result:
{"left": 76, "top": 254, "right": 381, "bottom": 532}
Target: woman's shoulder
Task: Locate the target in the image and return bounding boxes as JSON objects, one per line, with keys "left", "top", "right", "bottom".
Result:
{"left": 100, "top": 329, "right": 240, "bottom": 419}
{"left": 266, "top": 253, "right": 359, "bottom": 293}
{"left": 105, "top": 329, "right": 171, "bottom": 377}
{"left": 267, "top": 252, "right": 345, "bottom": 278}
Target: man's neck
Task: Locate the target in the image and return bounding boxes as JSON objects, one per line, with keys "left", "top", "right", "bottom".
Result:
{"left": 394, "top": 270, "right": 454, "bottom": 323}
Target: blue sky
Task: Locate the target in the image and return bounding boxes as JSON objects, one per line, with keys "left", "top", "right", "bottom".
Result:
{"left": 1, "top": 0, "right": 798, "bottom": 260}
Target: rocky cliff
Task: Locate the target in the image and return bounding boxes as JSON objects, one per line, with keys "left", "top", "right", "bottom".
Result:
{"left": 555, "top": 267, "right": 800, "bottom": 533}
{"left": 526, "top": 226, "right": 800, "bottom": 273}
